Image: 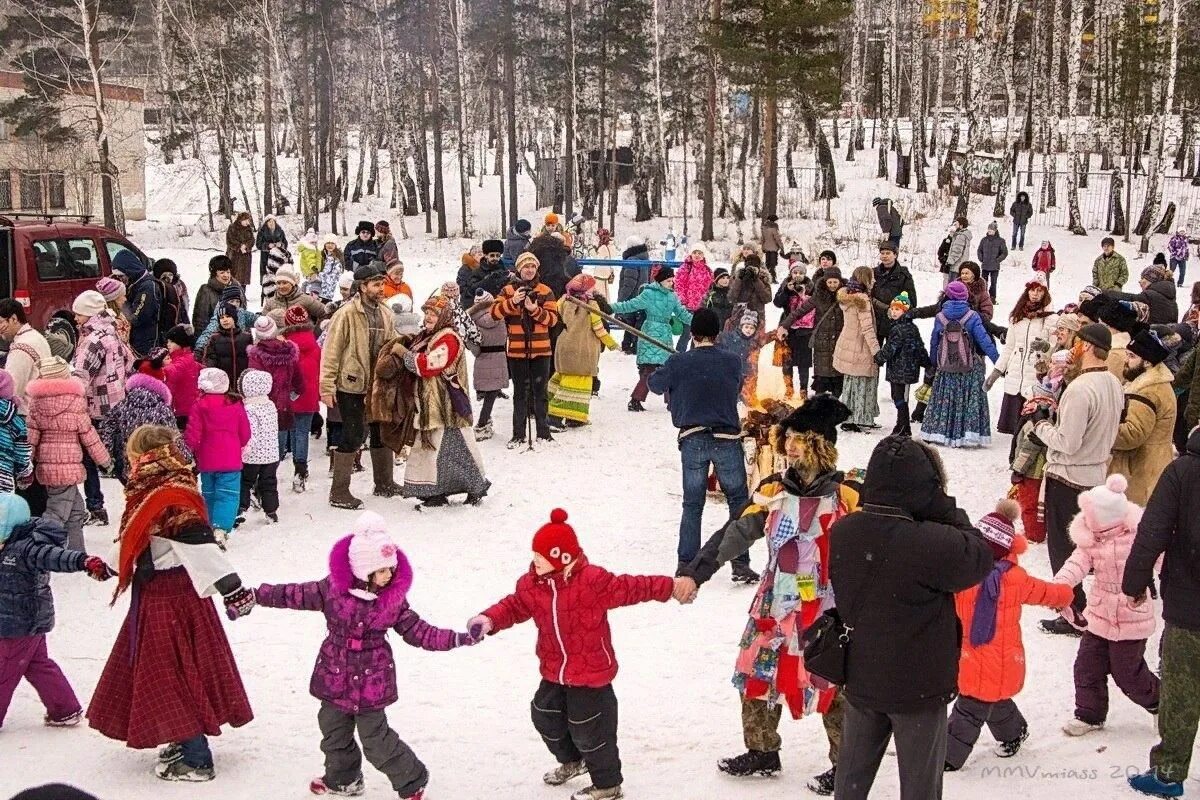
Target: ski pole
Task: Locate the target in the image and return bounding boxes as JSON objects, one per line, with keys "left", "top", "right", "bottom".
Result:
{"left": 560, "top": 295, "right": 676, "bottom": 354}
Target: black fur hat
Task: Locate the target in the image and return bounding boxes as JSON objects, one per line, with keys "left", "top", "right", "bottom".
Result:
{"left": 777, "top": 394, "right": 851, "bottom": 447}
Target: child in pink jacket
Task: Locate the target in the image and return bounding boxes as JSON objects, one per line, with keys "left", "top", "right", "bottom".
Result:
{"left": 184, "top": 368, "right": 250, "bottom": 542}
{"left": 1052, "top": 473, "right": 1160, "bottom": 737}
{"left": 163, "top": 324, "right": 200, "bottom": 430}
{"left": 25, "top": 357, "right": 111, "bottom": 551}
{"left": 673, "top": 246, "right": 714, "bottom": 352}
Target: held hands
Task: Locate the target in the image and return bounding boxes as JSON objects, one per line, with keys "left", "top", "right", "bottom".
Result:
{"left": 1126, "top": 593, "right": 1148, "bottom": 609}
{"left": 467, "top": 614, "right": 493, "bottom": 640}
{"left": 84, "top": 556, "right": 112, "bottom": 582}
{"left": 456, "top": 631, "right": 483, "bottom": 647}
{"left": 672, "top": 576, "right": 698, "bottom": 605}
{"left": 224, "top": 587, "right": 257, "bottom": 620}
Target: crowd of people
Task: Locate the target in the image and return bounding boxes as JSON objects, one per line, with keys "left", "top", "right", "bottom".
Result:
{"left": 1, "top": 207, "right": 1200, "bottom": 800}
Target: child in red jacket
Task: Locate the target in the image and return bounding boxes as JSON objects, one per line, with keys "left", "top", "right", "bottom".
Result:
{"left": 468, "top": 509, "right": 691, "bottom": 800}
{"left": 945, "top": 500, "right": 1073, "bottom": 771}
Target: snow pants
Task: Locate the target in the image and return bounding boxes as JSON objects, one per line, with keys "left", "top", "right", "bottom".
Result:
{"left": 741, "top": 693, "right": 845, "bottom": 765}
{"left": 0, "top": 634, "right": 81, "bottom": 726}
{"left": 317, "top": 701, "right": 428, "bottom": 797}
{"left": 1151, "top": 625, "right": 1200, "bottom": 782}
{"left": 240, "top": 462, "right": 279, "bottom": 515}
{"left": 1074, "top": 631, "right": 1160, "bottom": 725}
{"left": 631, "top": 364, "right": 659, "bottom": 404}
{"left": 945, "top": 695, "right": 1027, "bottom": 769}
{"left": 43, "top": 485, "right": 86, "bottom": 552}
{"left": 200, "top": 471, "right": 240, "bottom": 533}
{"left": 834, "top": 698, "right": 946, "bottom": 800}
{"left": 531, "top": 680, "right": 621, "bottom": 790}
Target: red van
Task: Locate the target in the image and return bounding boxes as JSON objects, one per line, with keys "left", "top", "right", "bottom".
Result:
{"left": 0, "top": 214, "right": 150, "bottom": 329}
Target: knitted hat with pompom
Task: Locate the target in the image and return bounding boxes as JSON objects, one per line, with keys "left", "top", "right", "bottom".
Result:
{"left": 347, "top": 511, "right": 399, "bottom": 585}
{"left": 532, "top": 508, "right": 581, "bottom": 572}
{"left": 1078, "top": 473, "right": 1132, "bottom": 532}
{"left": 977, "top": 498, "right": 1021, "bottom": 559}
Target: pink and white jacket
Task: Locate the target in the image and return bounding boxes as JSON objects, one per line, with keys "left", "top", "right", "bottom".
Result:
{"left": 1053, "top": 488, "right": 1156, "bottom": 642}
{"left": 674, "top": 255, "right": 715, "bottom": 312}
{"left": 71, "top": 314, "right": 133, "bottom": 419}
{"left": 25, "top": 377, "right": 111, "bottom": 487}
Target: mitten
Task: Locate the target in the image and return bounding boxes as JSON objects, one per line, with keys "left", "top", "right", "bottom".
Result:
{"left": 467, "top": 614, "right": 493, "bottom": 640}
{"left": 984, "top": 369, "right": 1002, "bottom": 390}
{"left": 84, "top": 556, "right": 112, "bottom": 581}
{"left": 456, "top": 631, "right": 481, "bottom": 647}
{"left": 224, "top": 587, "right": 256, "bottom": 620}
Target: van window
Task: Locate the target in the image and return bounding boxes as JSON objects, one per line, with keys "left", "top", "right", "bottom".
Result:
{"left": 31, "top": 238, "right": 101, "bottom": 281}
{"left": 104, "top": 239, "right": 147, "bottom": 270}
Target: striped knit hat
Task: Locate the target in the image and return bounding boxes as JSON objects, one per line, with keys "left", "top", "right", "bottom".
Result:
{"left": 515, "top": 252, "right": 540, "bottom": 273}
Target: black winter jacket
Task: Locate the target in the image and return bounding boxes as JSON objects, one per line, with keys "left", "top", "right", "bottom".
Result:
{"left": 874, "top": 317, "right": 930, "bottom": 385}
{"left": 617, "top": 245, "right": 652, "bottom": 305}
{"left": 870, "top": 263, "right": 918, "bottom": 338}
{"left": 343, "top": 238, "right": 380, "bottom": 270}
{"left": 203, "top": 325, "right": 253, "bottom": 388}
{"left": 977, "top": 232, "right": 1009, "bottom": 272}
{"left": 528, "top": 235, "right": 579, "bottom": 299}
{"left": 255, "top": 222, "right": 288, "bottom": 253}
{"left": 462, "top": 261, "right": 512, "bottom": 302}
{"left": 0, "top": 517, "right": 86, "bottom": 638}
{"left": 1107, "top": 280, "right": 1180, "bottom": 326}
{"left": 830, "top": 436, "right": 994, "bottom": 713}
{"left": 1010, "top": 193, "right": 1034, "bottom": 225}
{"left": 502, "top": 226, "right": 531, "bottom": 264}
{"left": 1123, "top": 427, "right": 1200, "bottom": 632}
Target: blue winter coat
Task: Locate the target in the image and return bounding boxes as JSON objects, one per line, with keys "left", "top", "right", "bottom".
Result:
{"left": 930, "top": 299, "right": 1000, "bottom": 366}
{"left": 610, "top": 282, "right": 692, "bottom": 366}
{"left": 0, "top": 518, "right": 86, "bottom": 638}
{"left": 874, "top": 317, "right": 930, "bottom": 385}
{"left": 0, "top": 398, "right": 32, "bottom": 494}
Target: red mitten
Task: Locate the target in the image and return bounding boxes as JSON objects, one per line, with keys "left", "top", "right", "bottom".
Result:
{"left": 84, "top": 556, "right": 112, "bottom": 581}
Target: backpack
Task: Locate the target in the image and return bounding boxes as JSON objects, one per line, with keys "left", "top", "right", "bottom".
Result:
{"left": 936, "top": 310, "right": 976, "bottom": 374}
{"left": 936, "top": 236, "right": 952, "bottom": 268}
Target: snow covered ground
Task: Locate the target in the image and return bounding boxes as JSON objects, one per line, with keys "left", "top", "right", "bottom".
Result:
{"left": 0, "top": 196, "right": 1183, "bottom": 800}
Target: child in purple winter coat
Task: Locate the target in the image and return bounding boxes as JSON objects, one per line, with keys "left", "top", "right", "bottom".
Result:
{"left": 246, "top": 314, "right": 304, "bottom": 462}
{"left": 184, "top": 368, "right": 251, "bottom": 542}
{"left": 249, "top": 511, "right": 477, "bottom": 800}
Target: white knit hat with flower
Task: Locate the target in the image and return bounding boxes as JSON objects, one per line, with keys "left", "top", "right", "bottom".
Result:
{"left": 347, "top": 512, "right": 399, "bottom": 598}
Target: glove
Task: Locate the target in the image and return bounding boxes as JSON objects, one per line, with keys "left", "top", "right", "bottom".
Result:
{"left": 995, "top": 326, "right": 1008, "bottom": 345}
{"left": 467, "top": 614, "right": 493, "bottom": 640}
{"left": 984, "top": 369, "right": 1002, "bottom": 391}
{"left": 84, "top": 555, "right": 112, "bottom": 581}
{"left": 456, "top": 631, "right": 481, "bottom": 647}
{"left": 1030, "top": 406, "right": 1052, "bottom": 425}
{"left": 224, "top": 587, "right": 256, "bottom": 620}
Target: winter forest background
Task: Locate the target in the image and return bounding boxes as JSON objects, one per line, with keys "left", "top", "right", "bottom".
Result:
{"left": 1, "top": 0, "right": 1198, "bottom": 253}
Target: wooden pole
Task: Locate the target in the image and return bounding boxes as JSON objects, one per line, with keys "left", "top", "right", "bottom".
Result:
{"left": 561, "top": 295, "right": 676, "bottom": 354}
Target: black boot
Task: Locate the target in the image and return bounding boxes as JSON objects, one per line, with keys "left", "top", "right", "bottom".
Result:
{"left": 730, "top": 562, "right": 761, "bottom": 584}
{"left": 910, "top": 401, "right": 927, "bottom": 423}
{"left": 628, "top": 399, "right": 645, "bottom": 412}
{"left": 717, "top": 749, "right": 781, "bottom": 777}
{"left": 891, "top": 408, "right": 912, "bottom": 437}
{"left": 807, "top": 767, "right": 836, "bottom": 795}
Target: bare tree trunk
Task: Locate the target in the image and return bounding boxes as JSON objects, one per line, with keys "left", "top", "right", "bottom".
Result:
{"left": 504, "top": 0, "right": 518, "bottom": 228}
{"left": 563, "top": 0, "right": 577, "bottom": 219}
{"left": 1134, "top": 0, "right": 1178, "bottom": 242}
{"left": 761, "top": 90, "right": 778, "bottom": 218}
{"left": 1064, "top": 0, "right": 1087, "bottom": 234}
{"left": 701, "top": 0, "right": 720, "bottom": 239}
{"left": 846, "top": 0, "right": 864, "bottom": 162}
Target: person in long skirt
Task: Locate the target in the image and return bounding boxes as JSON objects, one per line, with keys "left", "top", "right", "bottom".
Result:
{"left": 87, "top": 424, "right": 255, "bottom": 782}
{"left": 548, "top": 274, "right": 618, "bottom": 429}
{"left": 833, "top": 267, "right": 881, "bottom": 432}
{"left": 922, "top": 281, "right": 1001, "bottom": 448}
{"left": 389, "top": 295, "right": 490, "bottom": 509}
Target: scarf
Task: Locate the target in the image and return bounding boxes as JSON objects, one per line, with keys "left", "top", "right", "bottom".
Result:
{"left": 112, "top": 441, "right": 209, "bottom": 602}
{"left": 970, "top": 560, "right": 1015, "bottom": 647}
{"left": 408, "top": 319, "right": 471, "bottom": 447}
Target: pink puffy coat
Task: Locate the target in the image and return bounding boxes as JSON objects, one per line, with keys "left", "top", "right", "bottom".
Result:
{"left": 163, "top": 348, "right": 201, "bottom": 418}
{"left": 674, "top": 255, "right": 714, "bottom": 312}
{"left": 71, "top": 313, "right": 133, "bottom": 419}
{"left": 184, "top": 392, "right": 251, "bottom": 473}
{"left": 1053, "top": 476, "right": 1156, "bottom": 642}
{"left": 25, "top": 377, "right": 111, "bottom": 487}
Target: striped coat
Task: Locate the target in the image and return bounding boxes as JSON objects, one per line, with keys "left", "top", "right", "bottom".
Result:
{"left": 490, "top": 282, "right": 559, "bottom": 360}
{"left": 0, "top": 398, "right": 32, "bottom": 494}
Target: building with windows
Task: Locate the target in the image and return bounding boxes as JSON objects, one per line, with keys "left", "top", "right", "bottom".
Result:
{"left": 0, "top": 72, "right": 146, "bottom": 224}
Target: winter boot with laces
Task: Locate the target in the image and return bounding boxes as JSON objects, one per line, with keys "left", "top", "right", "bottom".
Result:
{"left": 309, "top": 774, "right": 366, "bottom": 796}
{"left": 570, "top": 785, "right": 623, "bottom": 800}
{"left": 891, "top": 413, "right": 912, "bottom": 437}
{"left": 717, "top": 749, "right": 781, "bottom": 777}
{"left": 370, "top": 447, "right": 403, "bottom": 497}
{"left": 293, "top": 461, "right": 308, "bottom": 493}
{"left": 730, "top": 563, "right": 761, "bottom": 584}
{"left": 994, "top": 725, "right": 1028, "bottom": 758}
{"left": 807, "top": 767, "right": 836, "bottom": 795}
{"left": 158, "top": 743, "right": 183, "bottom": 764}
{"left": 543, "top": 761, "right": 588, "bottom": 786}
{"left": 85, "top": 508, "right": 109, "bottom": 526}
{"left": 329, "top": 451, "right": 364, "bottom": 510}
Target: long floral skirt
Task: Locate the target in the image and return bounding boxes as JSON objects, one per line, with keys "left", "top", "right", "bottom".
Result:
{"left": 547, "top": 373, "right": 595, "bottom": 424}
{"left": 922, "top": 359, "right": 992, "bottom": 448}
{"left": 401, "top": 426, "right": 490, "bottom": 499}
{"left": 840, "top": 375, "right": 879, "bottom": 426}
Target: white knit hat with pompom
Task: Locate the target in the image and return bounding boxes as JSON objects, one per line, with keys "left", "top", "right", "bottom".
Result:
{"left": 1079, "top": 473, "right": 1130, "bottom": 531}
{"left": 347, "top": 511, "right": 399, "bottom": 584}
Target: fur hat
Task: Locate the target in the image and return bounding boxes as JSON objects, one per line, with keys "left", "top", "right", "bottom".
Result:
{"left": 1128, "top": 329, "right": 1170, "bottom": 366}
{"left": 208, "top": 254, "right": 233, "bottom": 275}
{"left": 977, "top": 498, "right": 1021, "bottom": 559}
{"left": 818, "top": 249, "right": 837, "bottom": 264}
{"left": 532, "top": 508, "right": 581, "bottom": 572}
{"left": 624, "top": 235, "right": 644, "bottom": 251}
{"left": 252, "top": 315, "right": 278, "bottom": 342}
{"left": 1078, "top": 474, "right": 1132, "bottom": 532}
{"left": 958, "top": 261, "right": 982, "bottom": 281}
{"left": 776, "top": 394, "right": 851, "bottom": 450}
{"left": 37, "top": 356, "right": 71, "bottom": 380}
{"left": 284, "top": 305, "right": 310, "bottom": 328}
{"left": 945, "top": 280, "right": 969, "bottom": 301}
{"left": 166, "top": 324, "right": 195, "bottom": 349}
{"left": 482, "top": 239, "right": 504, "bottom": 255}
{"left": 198, "top": 367, "right": 230, "bottom": 395}
{"left": 0, "top": 493, "right": 31, "bottom": 543}
{"left": 1077, "top": 322, "right": 1113, "bottom": 351}
{"left": 1097, "top": 300, "right": 1139, "bottom": 333}
{"left": 152, "top": 258, "right": 178, "bottom": 279}
{"left": 95, "top": 276, "right": 125, "bottom": 303}
{"left": 355, "top": 220, "right": 375, "bottom": 236}
{"left": 515, "top": 252, "right": 540, "bottom": 273}
{"left": 275, "top": 267, "right": 301, "bottom": 288}
{"left": 514, "top": 219, "right": 532, "bottom": 234}
{"left": 72, "top": 290, "right": 107, "bottom": 318}
{"left": 878, "top": 240, "right": 898, "bottom": 254}
{"left": 347, "top": 512, "right": 399, "bottom": 584}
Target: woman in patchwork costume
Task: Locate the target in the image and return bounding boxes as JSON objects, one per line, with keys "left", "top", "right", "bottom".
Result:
{"left": 676, "top": 394, "right": 860, "bottom": 796}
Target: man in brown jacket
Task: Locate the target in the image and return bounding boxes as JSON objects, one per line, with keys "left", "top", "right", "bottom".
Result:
{"left": 319, "top": 262, "right": 396, "bottom": 509}
{"left": 760, "top": 215, "right": 785, "bottom": 281}
{"left": 1109, "top": 329, "right": 1178, "bottom": 505}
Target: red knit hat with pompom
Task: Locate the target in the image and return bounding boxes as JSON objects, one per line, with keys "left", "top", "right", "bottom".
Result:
{"left": 532, "top": 508, "right": 581, "bottom": 571}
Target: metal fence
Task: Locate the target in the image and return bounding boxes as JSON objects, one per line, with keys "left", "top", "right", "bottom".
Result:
{"left": 1010, "top": 170, "right": 1200, "bottom": 234}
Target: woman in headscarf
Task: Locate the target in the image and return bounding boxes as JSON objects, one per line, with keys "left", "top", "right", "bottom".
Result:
{"left": 379, "top": 295, "right": 490, "bottom": 509}
{"left": 87, "top": 424, "right": 254, "bottom": 782}
{"left": 547, "top": 273, "right": 618, "bottom": 429}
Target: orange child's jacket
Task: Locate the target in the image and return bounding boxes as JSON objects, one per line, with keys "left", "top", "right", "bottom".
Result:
{"left": 954, "top": 536, "right": 1074, "bottom": 703}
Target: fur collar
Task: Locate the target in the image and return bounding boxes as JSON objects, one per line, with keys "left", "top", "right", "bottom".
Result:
{"left": 1124, "top": 362, "right": 1174, "bottom": 393}
{"left": 26, "top": 377, "right": 84, "bottom": 398}
{"left": 248, "top": 337, "right": 299, "bottom": 367}
{"left": 837, "top": 287, "right": 871, "bottom": 310}
{"left": 125, "top": 372, "right": 172, "bottom": 404}
{"left": 327, "top": 534, "right": 413, "bottom": 615}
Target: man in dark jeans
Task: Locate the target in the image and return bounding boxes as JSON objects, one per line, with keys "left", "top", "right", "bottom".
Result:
{"left": 649, "top": 308, "right": 756, "bottom": 582}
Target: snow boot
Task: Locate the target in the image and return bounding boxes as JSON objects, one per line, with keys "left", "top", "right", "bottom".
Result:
{"left": 293, "top": 461, "right": 308, "bottom": 493}
{"left": 993, "top": 725, "right": 1028, "bottom": 758}
{"left": 417, "top": 496, "right": 449, "bottom": 511}
{"left": 1128, "top": 769, "right": 1184, "bottom": 798}
{"left": 570, "top": 785, "right": 622, "bottom": 800}
{"left": 910, "top": 401, "right": 927, "bottom": 424}
{"left": 157, "top": 744, "right": 183, "bottom": 764}
{"left": 717, "top": 749, "right": 781, "bottom": 777}
{"left": 1062, "top": 718, "right": 1104, "bottom": 737}
{"left": 474, "top": 421, "right": 494, "bottom": 441}
{"left": 310, "top": 775, "right": 366, "bottom": 796}
{"left": 1040, "top": 615, "right": 1084, "bottom": 637}
{"left": 891, "top": 414, "right": 912, "bottom": 437}
{"left": 44, "top": 709, "right": 82, "bottom": 727}
{"left": 155, "top": 761, "right": 215, "bottom": 782}
{"left": 506, "top": 437, "right": 526, "bottom": 450}
{"left": 543, "top": 761, "right": 588, "bottom": 786}
{"left": 627, "top": 399, "right": 645, "bottom": 412}
{"left": 730, "top": 563, "right": 761, "bottom": 584}
{"left": 329, "top": 451, "right": 364, "bottom": 510}
{"left": 370, "top": 447, "right": 403, "bottom": 497}
{"left": 807, "top": 767, "right": 836, "bottom": 795}
{"left": 85, "top": 508, "right": 108, "bottom": 526}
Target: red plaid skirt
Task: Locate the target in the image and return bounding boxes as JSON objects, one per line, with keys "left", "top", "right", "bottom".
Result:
{"left": 87, "top": 567, "right": 253, "bottom": 749}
